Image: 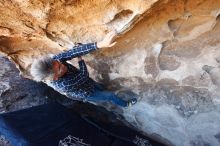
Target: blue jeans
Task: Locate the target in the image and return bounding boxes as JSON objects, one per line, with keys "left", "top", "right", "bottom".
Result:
{"left": 86, "top": 83, "right": 127, "bottom": 107}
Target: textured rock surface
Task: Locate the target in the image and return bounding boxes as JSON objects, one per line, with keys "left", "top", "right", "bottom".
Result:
{"left": 1, "top": 0, "right": 220, "bottom": 146}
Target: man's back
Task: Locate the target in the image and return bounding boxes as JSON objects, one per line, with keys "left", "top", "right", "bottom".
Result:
{"left": 51, "top": 60, "right": 95, "bottom": 99}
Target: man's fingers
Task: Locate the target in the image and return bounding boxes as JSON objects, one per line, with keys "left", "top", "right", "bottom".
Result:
{"left": 110, "top": 31, "right": 117, "bottom": 37}
{"left": 109, "top": 42, "right": 117, "bottom": 47}
{"left": 59, "top": 47, "right": 68, "bottom": 51}
{"left": 108, "top": 30, "right": 116, "bottom": 35}
{"left": 110, "top": 33, "right": 117, "bottom": 40}
{"left": 107, "top": 30, "right": 117, "bottom": 39}
{"left": 77, "top": 56, "right": 83, "bottom": 61}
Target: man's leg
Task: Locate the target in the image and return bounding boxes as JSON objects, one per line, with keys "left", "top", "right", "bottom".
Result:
{"left": 87, "top": 90, "right": 128, "bottom": 107}
{"left": 94, "top": 82, "right": 105, "bottom": 91}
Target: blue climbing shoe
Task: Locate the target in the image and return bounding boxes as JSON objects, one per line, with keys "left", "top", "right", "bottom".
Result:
{"left": 127, "top": 98, "right": 137, "bottom": 107}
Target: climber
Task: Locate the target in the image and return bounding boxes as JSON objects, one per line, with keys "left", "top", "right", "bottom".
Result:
{"left": 30, "top": 31, "right": 137, "bottom": 107}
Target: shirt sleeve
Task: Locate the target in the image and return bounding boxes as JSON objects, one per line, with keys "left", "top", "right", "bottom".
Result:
{"left": 53, "top": 42, "right": 98, "bottom": 62}
{"left": 55, "top": 60, "right": 89, "bottom": 88}
{"left": 78, "top": 60, "right": 88, "bottom": 76}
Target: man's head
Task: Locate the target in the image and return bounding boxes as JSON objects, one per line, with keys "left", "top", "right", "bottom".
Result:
{"left": 30, "top": 56, "right": 67, "bottom": 82}
{"left": 52, "top": 60, "right": 68, "bottom": 80}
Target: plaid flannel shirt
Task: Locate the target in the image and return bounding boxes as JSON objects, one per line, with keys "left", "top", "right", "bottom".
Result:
{"left": 51, "top": 43, "right": 97, "bottom": 99}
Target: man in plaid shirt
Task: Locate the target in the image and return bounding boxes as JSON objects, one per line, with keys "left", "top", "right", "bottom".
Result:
{"left": 31, "top": 32, "right": 137, "bottom": 107}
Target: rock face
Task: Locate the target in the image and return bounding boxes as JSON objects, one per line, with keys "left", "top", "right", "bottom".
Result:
{"left": 1, "top": 0, "right": 220, "bottom": 146}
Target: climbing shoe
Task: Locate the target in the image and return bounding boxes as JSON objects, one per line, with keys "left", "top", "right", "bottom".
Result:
{"left": 127, "top": 98, "right": 137, "bottom": 107}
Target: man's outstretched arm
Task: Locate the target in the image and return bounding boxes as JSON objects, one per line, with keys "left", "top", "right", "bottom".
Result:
{"left": 53, "top": 31, "right": 117, "bottom": 62}
{"left": 53, "top": 43, "right": 97, "bottom": 62}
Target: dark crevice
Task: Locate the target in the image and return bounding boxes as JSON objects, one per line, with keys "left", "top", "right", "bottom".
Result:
{"left": 108, "top": 9, "right": 133, "bottom": 24}
{"left": 217, "top": 13, "right": 220, "bottom": 21}
{"left": 113, "top": 10, "right": 133, "bottom": 20}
